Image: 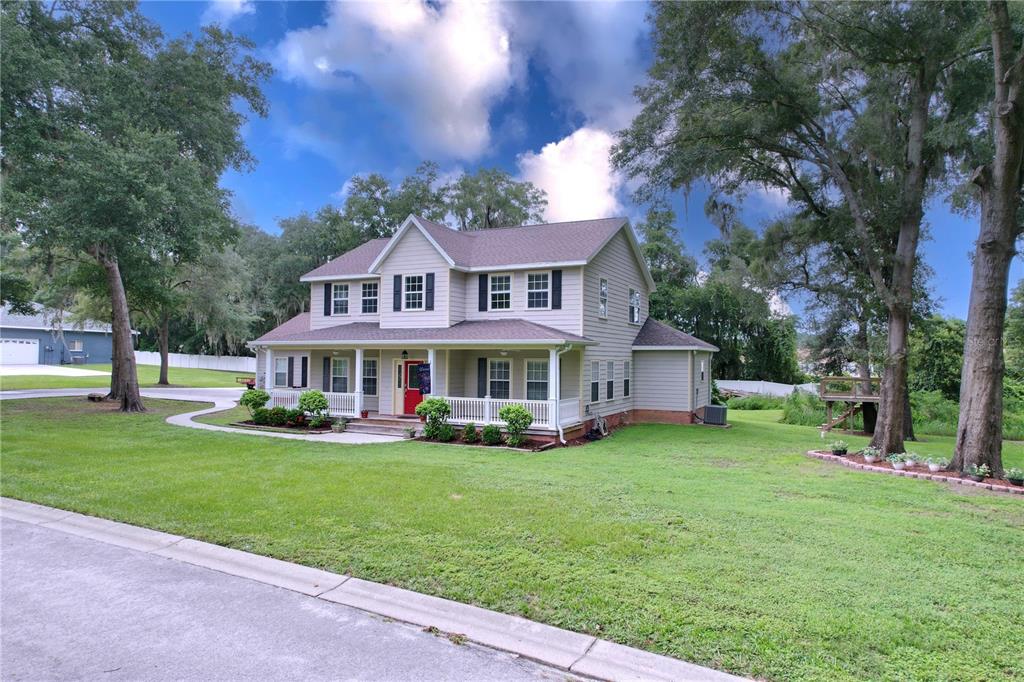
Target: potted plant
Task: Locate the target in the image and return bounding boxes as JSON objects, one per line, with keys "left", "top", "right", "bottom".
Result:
{"left": 829, "top": 440, "right": 848, "bottom": 456}
{"left": 966, "top": 463, "right": 991, "bottom": 482}
{"left": 903, "top": 452, "right": 919, "bottom": 467}
{"left": 1005, "top": 467, "right": 1024, "bottom": 486}
{"left": 360, "top": 409, "right": 369, "bottom": 419}
{"left": 926, "top": 457, "right": 949, "bottom": 473}
{"left": 887, "top": 453, "right": 906, "bottom": 470}
{"left": 861, "top": 446, "right": 880, "bottom": 464}
{"left": 402, "top": 426, "right": 416, "bottom": 439}
{"left": 331, "top": 417, "right": 347, "bottom": 433}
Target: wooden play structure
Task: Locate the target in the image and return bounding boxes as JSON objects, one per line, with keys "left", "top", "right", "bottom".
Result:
{"left": 819, "top": 376, "right": 881, "bottom": 433}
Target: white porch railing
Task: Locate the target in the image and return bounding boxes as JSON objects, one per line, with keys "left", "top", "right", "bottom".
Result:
{"left": 559, "top": 397, "right": 581, "bottom": 427}
{"left": 269, "top": 389, "right": 357, "bottom": 417}
{"left": 441, "top": 396, "right": 582, "bottom": 430}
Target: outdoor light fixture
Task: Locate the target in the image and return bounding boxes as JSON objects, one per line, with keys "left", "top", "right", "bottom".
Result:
{"left": 500, "top": 350, "right": 509, "bottom": 356}
{"left": 401, "top": 349, "right": 409, "bottom": 359}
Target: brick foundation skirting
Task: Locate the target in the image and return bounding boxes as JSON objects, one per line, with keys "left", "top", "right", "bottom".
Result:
{"left": 629, "top": 409, "right": 695, "bottom": 425}
{"left": 806, "top": 450, "right": 1024, "bottom": 495}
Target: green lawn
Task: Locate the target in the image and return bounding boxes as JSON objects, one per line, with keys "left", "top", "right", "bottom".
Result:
{"left": 0, "top": 363, "right": 251, "bottom": 390}
{"left": 2, "top": 400, "right": 1021, "bottom": 681}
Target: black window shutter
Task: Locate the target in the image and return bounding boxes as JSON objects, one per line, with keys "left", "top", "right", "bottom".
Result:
{"left": 607, "top": 379, "right": 613, "bottom": 400}
{"left": 478, "top": 274, "right": 488, "bottom": 311}
{"left": 551, "top": 270, "right": 562, "bottom": 309}
{"left": 287, "top": 356, "right": 295, "bottom": 388}
{"left": 300, "top": 356, "right": 308, "bottom": 387}
{"left": 591, "top": 381, "right": 599, "bottom": 403}
{"left": 323, "top": 283, "right": 332, "bottom": 316}
{"left": 322, "top": 357, "right": 330, "bottom": 392}
{"left": 393, "top": 275, "right": 402, "bottom": 311}
{"left": 477, "top": 357, "right": 487, "bottom": 397}
{"left": 425, "top": 273, "right": 435, "bottom": 310}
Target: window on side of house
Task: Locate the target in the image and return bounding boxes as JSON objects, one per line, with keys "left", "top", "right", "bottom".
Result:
{"left": 67, "top": 339, "right": 84, "bottom": 352}
{"left": 526, "top": 272, "right": 550, "bottom": 309}
{"left": 274, "top": 357, "right": 288, "bottom": 387}
{"left": 404, "top": 275, "right": 424, "bottom": 310}
{"left": 362, "top": 358, "right": 378, "bottom": 396}
{"left": 525, "top": 359, "right": 549, "bottom": 400}
{"left": 489, "top": 359, "right": 511, "bottom": 399}
{"left": 331, "top": 357, "right": 349, "bottom": 393}
{"left": 598, "top": 278, "right": 608, "bottom": 319}
{"left": 489, "top": 274, "right": 511, "bottom": 310}
{"left": 606, "top": 360, "right": 614, "bottom": 400}
{"left": 700, "top": 358, "right": 706, "bottom": 381}
{"left": 361, "top": 282, "right": 379, "bottom": 314}
{"left": 590, "top": 360, "right": 600, "bottom": 402}
{"left": 332, "top": 283, "right": 349, "bottom": 315}
{"left": 628, "top": 288, "right": 641, "bottom": 324}
{"left": 624, "top": 360, "right": 631, "bottom": 397}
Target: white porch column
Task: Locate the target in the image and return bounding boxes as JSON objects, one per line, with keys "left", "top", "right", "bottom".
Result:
{"left": 549, "top": 347, "right": 559, "bottom": 428}
{"left": 354, "top": 347, "right": 364, "bottom": 416}
{"left": 264, "top": 347, "right": 274, "bottom": 390}
{"left": 427, "top": 348, "right": 436, "bottom": 397}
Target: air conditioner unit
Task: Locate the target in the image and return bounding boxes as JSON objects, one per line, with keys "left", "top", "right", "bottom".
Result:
{"left": 703, "top": 404, "right": 727, "bottom": 426}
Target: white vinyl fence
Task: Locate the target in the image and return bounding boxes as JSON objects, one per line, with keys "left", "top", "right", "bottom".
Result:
{"left": 716, "top": 380, "right": 817, "bottom": 397}
{"left": 134, "top": 350, "right": 255, "bottom": 373}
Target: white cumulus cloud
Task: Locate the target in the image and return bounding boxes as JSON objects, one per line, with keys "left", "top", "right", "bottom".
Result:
{"left": 201, "top": 0, "right": 255, "bottom": 26}
{"left": 517, "top": 127, "right": 624, "bottom": 222}
{"left": 275, "top": 1, "right": 517, "bottom": 160}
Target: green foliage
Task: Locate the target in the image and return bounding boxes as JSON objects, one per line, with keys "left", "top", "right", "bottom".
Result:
{"left": 909, "top": 316, "right": 965, "bottom": 401}
{"left": 435, "top": 424, "right": 456, "bottom": 443}
{"left": 416, "top": 397, "right": 451, "bottom": 440}
{"left": 445, "top": 168, "right": 547, "bottom": 230}
{"left": 308, "top": 414, "right": 326, "bottom": 429}
{"left": 481, "top": 424, "right": 503, "bottom": 446}
{"left": 829, "top": 440, "right": 848, "bottom": 453}
{"left": 239, "top": 389, "right": 270, "bottom": 417}
{"left": 498, "top": 404, "right": 534, "bottom": 447}
{"left": 462, "top": 423, "right": 479, "bottom": 443}
{"left": 725, "top": 395, "right": 785, "bottom": 410}
{"left": 297, "top": 390, "right": 329, "bottom": 418}
{"left": 251, "top": 407, "right": 270, "bottom": 425}
{"left": 1006, "top": 280, "right": 1024, "bottom": 377}
{"left": 284, "top": 408, "right": 304, "bottom": 426}
{"left": 967, "top": 463, "right": 991, "bottom": 478}
{"left": 266, "top": 406, "right": 288, "bottom": 427}
{"left": 1004, "top": 467, "right": 1024, "bottom": 481}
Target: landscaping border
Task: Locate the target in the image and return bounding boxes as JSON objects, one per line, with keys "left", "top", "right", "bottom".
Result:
{"left": 806, "top": 450, "right": 1024, "bottom": 495}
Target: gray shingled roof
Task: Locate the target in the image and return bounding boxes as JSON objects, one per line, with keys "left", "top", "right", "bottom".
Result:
{"left": 632, "top": 318, "right": 718, "bottom": 351}
{"left": 302, "top": 216, "right": 628, "bottom": 279}
{"left": 254, "top": 314, "right": 592, "bottom": 346}
{"left": 0, "top": 304, "right": 114, "bottom": 334}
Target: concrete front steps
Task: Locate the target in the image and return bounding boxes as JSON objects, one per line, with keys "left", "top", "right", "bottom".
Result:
{"left": 344, "top": 416, "right": 421, "bottom": 438}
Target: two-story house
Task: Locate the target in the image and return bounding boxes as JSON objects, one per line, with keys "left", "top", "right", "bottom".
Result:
{"left": 248, "top": 215, "right": 717, "bottom": 441}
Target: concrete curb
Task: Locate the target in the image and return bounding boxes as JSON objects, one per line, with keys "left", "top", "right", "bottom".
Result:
{"left": 1, "top": 497, "right": 746, "bottom": 682}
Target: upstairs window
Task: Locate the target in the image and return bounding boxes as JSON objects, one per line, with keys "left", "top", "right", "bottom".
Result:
{"left": 624, "top": 360, "right": 631, "bottom": 397}
{"left": 606, "top": 360, "right": 614, "bottom": 400}
{"left": 590, "top": 361, "right": 600, "bottom": 402}
{"left": 527, "top": 273, "right": 550, "bottom": 309}
{"left": 489, "top": 359, "right": 511, "bottom": 399}
{"left": 629, "top": 288, "right": 641, "bottom": 324}
{"left": 404, "top": 275, "right": 424, "bottom": 310}
{"left": 598, "top": 278, "right": 608, "bottom": 319}
{"left": 332, "top": 283, "right": 349, "bottom": 315}
{"left": 525, "top": 360, "right": 549, "bottom": 400}
{"left": 361, "top": 282, "right": 378, "bottom": 314}
{"left": 489, "top": 274, "right": 511, "bottom": 310}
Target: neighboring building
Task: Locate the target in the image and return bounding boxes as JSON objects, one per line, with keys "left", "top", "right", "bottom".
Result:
{"left": 248, "top": 215, "right": 718, "bottom": 441}
{"left": 0, "top": 304, "right": 118, "bottom": 366}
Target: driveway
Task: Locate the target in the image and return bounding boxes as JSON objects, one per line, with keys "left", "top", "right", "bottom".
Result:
{"left": 0, "top": 365, "right": 109, "bottom": 377}
{"left": 0, "top": 518, "right": 572, "bottom": 681}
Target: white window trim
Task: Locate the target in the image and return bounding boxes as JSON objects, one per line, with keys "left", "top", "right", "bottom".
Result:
{"left": 523, "top": 358, "right": 550, "bottom": 401}
{"left": 67, "top": 339, "right": 84, "bottom": 352}
{"left": 598, "top": 278, "right": 609, "bottom": 320}
{"left": 525, "top": 270, "right": 552, "bottom": 311}
{"left": 488, "top": 272, "right": 513, "bottom": 312}
{"left": 332, "top": 283, "right": 349, "bottom": 316}
{"left": 361, "top": 281, "right": 379, "bottom": 315}
{"left": 590, "top": 360, "right": 601, "bottom": 403}
{"left": 403, "top": 274, "right": 426, "bottom": 311}
{"left": 331, "top": 356, "right": 349, "bottom": 393}
{"left": 362, "top": 357, "right": 378, "bottom": 396}
{"left": 487, "top": 357, "right": 512, "bottom": 399}
{"left": 274, "top": 357, "right": 289, "bottom": 387}
{"left": 628, "top": 288, "right": 641, "bottom": 326}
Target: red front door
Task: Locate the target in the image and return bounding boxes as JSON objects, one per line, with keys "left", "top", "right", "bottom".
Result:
{"left": 403, "top": 360, "right": 425, "bottom": 415}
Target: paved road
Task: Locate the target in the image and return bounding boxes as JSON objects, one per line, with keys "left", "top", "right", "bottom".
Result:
{"left": 1, "top": 519, "right": 572, "bottom": 681}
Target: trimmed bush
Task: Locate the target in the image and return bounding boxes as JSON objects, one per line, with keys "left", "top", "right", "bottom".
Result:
{"left": 267, "top": 406, "right": 289, "bottom": 427}
{"left": 285, "top": 408, "right": 305, "bottom": 426}
{"left": 298, "top": 390, "right": 329, "bottom": 421}
{"left": 251, "top": 407, "right": 270, "bottom": 425}
{"left": 481, "top": 424, "right": 503, "bottom": 446}
{"left": 435, "top": 424, "right": 456, "bottom": 442}
{"left": 415, "top": 397, "right": 452, "bottom": 440}
{"left": 239, "top": 389, "right": 270, "bottom": 417}
{"left": 498, "top": 403, "right": 533, "bottom": 447}
{"left": 726, "top": 395, "right": 786, "bottom": 410}
{"left": 462, "top": 422, "right": 479, "bottom": 443}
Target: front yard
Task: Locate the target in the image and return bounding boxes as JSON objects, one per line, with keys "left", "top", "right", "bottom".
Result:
{"left": 1, "top": 398, "right": 1021, "bottom": 681}
{"left": 0, "top": 364, "right": 251, "bottom": 390}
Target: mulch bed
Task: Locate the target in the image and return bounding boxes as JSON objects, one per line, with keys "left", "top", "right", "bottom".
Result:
{"left": 414, "top": 437, "right": 553, "bottom": 452}
{"left": 807, "top": 450, "right": 1024, "bottom": 495}
{"left": 230, "top": 421, "right": 333, "bottom": 434}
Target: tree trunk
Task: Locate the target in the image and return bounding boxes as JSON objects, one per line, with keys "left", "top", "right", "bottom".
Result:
{"left": 855, "top": 315, "right": 876, "bottom": 434}
{"left": 158, "top": 314, "right": 170, "bottom": 386}
{"left": 106, "top": 310, "right": 124, "bottom": 401}
{"left": 870, "top": 306, "right": 910, "bottom": 455}
{"left": 903, "top": 388, "right": 915, "bottom": 441}
{"left": 952, "top": 1, "right": 1023, "bottom": 477}
{"left": 99, "top": 254, "right": 145, "bottom": 412}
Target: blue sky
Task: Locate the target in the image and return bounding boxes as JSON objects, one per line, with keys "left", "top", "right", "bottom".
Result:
{"left": 143, "top": 0, "right": 1019, "bottom": 322}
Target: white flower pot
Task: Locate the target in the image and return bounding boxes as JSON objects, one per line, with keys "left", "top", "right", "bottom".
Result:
{"left": 928, "top": 464, "right": 942, "bottom": 473}
{"left": 863, "top": 456, "right": 876, "bottom": 464}
{"left": 892, "top": 461, "right": 905, "bottom": 470}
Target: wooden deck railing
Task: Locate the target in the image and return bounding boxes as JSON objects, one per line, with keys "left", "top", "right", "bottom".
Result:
{"left": 818, "top": 376, "right": 881, "bottom": 402}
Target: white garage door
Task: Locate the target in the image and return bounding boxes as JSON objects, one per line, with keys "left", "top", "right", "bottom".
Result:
{"left": 0, "top": 338, "right": 39, "bottom": 365}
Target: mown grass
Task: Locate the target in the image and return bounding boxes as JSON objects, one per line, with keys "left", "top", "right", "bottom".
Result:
{"left": 1, "top": 399, "right": 1021, "bottom": 681}
{"left": 0, "top": 363, "right": 251, "bottom": 390}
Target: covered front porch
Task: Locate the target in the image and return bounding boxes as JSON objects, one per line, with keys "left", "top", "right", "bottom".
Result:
{"left": 255, "top": 345, "right": 584, "bottom": 432}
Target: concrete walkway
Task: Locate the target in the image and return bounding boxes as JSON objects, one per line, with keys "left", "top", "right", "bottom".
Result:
{"left": 1, "top": 498, "right": 745, "bottom": 682}
{"left": 0, "top": 387, "right": 402, "bottom": 445}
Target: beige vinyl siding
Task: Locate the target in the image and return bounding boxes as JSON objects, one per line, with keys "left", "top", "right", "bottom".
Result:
{"left": 694, "top": 351, "right": 712, "bottom": 409}
{"left": 447, "top": 349, "right": 466, "bottom": 396}
{"left": 560, "top": 349, "right": 582, "bottom": 399}
{"left": 309, "top": 279, "right": 381, "bottom": 331}
{"left": 581, "top": 228, "right": 650, "bottom": 418}
{"left": 378, "top": 227, "right": 450, "bottom": 328}
{"left": 462, "top": 267, "right": 583, "bottom": 336}
{"left": 634, "top": 350, "right": 692, "bottom": 412}
{"left": 448, "top": 270, "right": 467, "bottom": 325}
{"left": 255, "top": 348, "right": 267, "bottom": 389}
